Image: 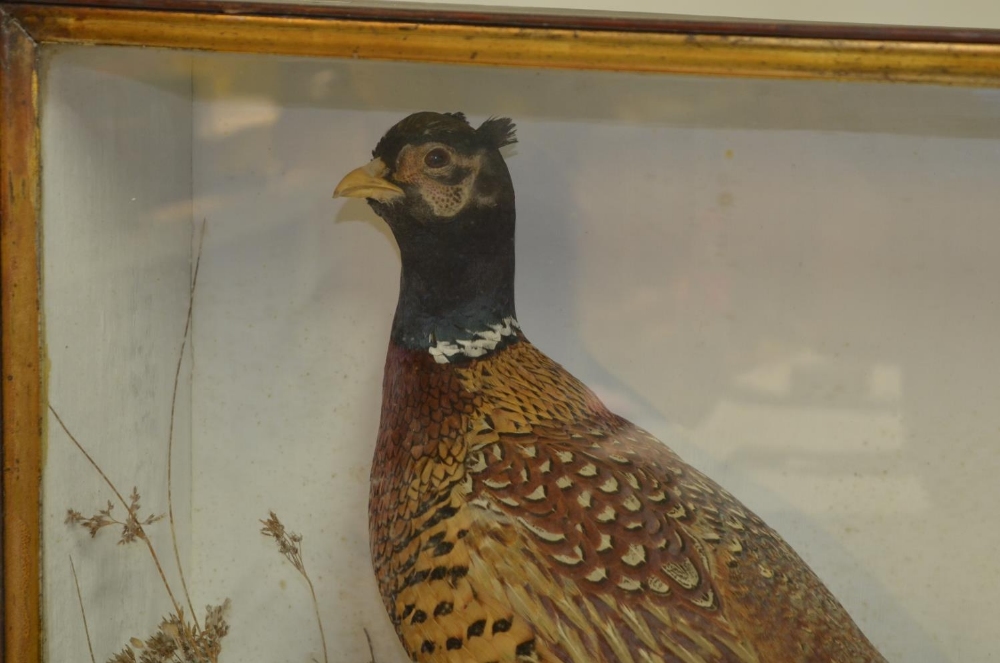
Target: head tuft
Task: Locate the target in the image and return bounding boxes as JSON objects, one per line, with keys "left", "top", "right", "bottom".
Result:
{"left": 372, "top": 112, "right": 516, "bottom": 166}
{"left": 477, "top": 117, "right": 517, "bottom": 150}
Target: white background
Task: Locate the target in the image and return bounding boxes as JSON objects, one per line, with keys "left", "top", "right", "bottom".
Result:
{"left": 41, "top": 45, "right": 1000, "bottom": 663}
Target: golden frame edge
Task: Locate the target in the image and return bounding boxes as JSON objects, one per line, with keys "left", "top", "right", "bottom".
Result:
{"left": 2, "top": 2, "right": 1000, "bottom": 662}
{"left": 1, "top": 11, "right": 42, "bottom": 663}
{"left": 5, "top": 3, "right": 1000, "bottom": 86}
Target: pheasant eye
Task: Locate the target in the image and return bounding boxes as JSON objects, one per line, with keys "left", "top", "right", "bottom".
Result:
{"left": 424, "top": 148, "right": 451, "bottom": 169}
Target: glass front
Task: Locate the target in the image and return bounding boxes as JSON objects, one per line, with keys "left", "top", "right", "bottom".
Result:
{"left": 40, "top": 43, "right": 1000, "bottom": 663}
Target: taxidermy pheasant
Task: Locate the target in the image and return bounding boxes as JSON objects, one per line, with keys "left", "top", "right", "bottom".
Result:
{"left": 334, "top": 112, "right": 887, "bottom": 663}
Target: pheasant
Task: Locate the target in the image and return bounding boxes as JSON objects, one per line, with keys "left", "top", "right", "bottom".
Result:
{"left": 334, "top": 112, "right": 888, "bottom": 663}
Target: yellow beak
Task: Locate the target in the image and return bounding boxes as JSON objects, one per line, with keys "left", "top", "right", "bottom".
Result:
{"left": 333, "top": 158, "right": 404, "bottom": 201}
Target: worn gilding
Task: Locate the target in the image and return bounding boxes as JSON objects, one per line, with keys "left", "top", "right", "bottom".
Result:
{"left": 1, "top": 13, "right": 42, "bottom": 663}
{"left": 2, "top": 4, "right": 999, "bottom": 86}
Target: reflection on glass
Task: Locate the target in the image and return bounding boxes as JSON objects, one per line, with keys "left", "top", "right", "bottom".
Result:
{"left": 40, "top": 44, "right": 1000, "bottom": 663}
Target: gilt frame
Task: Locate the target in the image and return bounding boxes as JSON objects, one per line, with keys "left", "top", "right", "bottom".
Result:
{"left": 3, "top": 2, "right": 1000, "bottom": 661}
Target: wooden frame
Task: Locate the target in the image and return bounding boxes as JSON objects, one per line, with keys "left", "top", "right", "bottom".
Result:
{"left": 5, "top": 3, "right": 1000, "bottom": 84}
{"left": 2, "top": 2, "right": 999, "bottom": 661}
{"left": 2, "top": 12, "right": 42, "bottom": 663}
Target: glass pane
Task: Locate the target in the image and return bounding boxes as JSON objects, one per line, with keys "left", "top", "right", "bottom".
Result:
{"left": 40, "top": 43, "right": 1000, "bottom": 663}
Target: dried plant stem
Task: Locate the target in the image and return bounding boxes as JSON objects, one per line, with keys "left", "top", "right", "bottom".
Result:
{"left": 302, "top": 551, "right": 330, "bottom": 663}
{"left": 50, "top": 405, "right": 185, "bottom": 622}
{"left": 70, "top": 555, "right": 97, "bottom": 663}
{"left": 166, "top": 221, "right": 207, "bottom": 632}
{"left": 364, "top": 628, "right": 376, "bottom": 663}
{"left": 261, "top": 513, "right": 330, "bottom": 663}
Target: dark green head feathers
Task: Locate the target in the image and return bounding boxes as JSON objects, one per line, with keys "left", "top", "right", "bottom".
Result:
{"left": 335, "top": 111, "right": 521, "bottom": 355}
{"left": 372, "top": 112, "right": 517, "bottom": 166}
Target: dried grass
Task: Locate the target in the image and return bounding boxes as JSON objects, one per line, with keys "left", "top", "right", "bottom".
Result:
{"left": 58, "top": 221, "right": 375, "bottom": 662}
{"left": 57, "top": 224, "right": 228, "bottom": 662}
{"left": 261, "top": 511, "right": 330, "bottom": 663}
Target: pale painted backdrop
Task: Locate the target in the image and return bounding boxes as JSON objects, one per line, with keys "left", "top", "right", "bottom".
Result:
{"left": 42, "top": 45, "right": 1000, "bottom": 663}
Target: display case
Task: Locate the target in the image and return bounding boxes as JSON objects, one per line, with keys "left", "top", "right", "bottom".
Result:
{"left": 3, "top": 3, "right": 1000, "bottom": 662}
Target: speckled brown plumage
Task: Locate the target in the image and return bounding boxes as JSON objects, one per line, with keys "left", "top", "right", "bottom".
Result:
{"left": 370, "top": 338, "right": 886, "bottom": 663}
{"left": 336, "top": 111, "right": 888, "bottom": 663}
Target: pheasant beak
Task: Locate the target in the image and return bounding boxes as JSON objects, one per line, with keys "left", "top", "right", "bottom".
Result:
{"left": 333, "top": 158, "right": 405, "bottom": 201}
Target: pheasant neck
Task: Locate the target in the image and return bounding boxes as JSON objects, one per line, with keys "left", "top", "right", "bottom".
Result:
{"left": 389, "top": 206, "right": 519, "bottom": 363}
